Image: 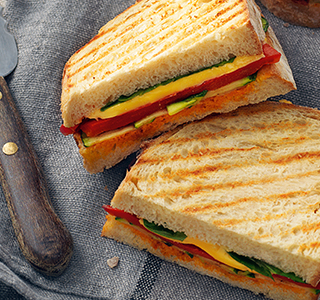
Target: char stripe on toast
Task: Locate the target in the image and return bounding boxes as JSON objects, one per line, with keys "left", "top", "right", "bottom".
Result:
{"left": 64, "top": 0, "right": 261, "bottom": 90}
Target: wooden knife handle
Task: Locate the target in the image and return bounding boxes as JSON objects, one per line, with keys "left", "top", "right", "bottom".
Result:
{"left": 0, "top": 76, "right": 73, "bottom": 276}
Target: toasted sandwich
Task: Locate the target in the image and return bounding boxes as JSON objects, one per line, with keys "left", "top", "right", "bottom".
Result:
{"left": 60, "top": 0, "right": 296, "bottom": 173}
{"left": 102, "top": 101, "right": 320, "bottom": 300}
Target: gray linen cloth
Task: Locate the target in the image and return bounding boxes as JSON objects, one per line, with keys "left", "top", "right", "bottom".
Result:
{"left": 0, "top": 0, "right": 319, "bottom": 299}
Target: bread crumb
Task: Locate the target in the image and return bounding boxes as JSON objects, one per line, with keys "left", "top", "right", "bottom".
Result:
{"left": 283, "top": 23, "right": 290, "bottom": 28}
{"left": 104, "top": 185, "right": 108, "bottom": 191}
{"left": 107, "top": 256, "right": 119, "bottom": 268}
{"left": 279, "top": 99, "right": 292, "bottom": 104}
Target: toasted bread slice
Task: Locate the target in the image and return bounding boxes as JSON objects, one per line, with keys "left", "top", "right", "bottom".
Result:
{"left": 109, "top": 101, "right": 320, "bottom": 287}
{"left": 102, "top": 215, "right": 319, "bottom": 300}
{"left": 74, "top": 26, "right": 295, "bottom": 173}
{"left": 61, "top": 0, "right": 266, "bottom": 128}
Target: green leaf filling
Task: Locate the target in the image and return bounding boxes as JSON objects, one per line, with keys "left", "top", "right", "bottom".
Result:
{"left": 233, "top": 269, "right": 255, "bottom": 278}
{"left": 81, "top": 132, "right": 91, "bottom": 148}
{"left": 245, "top": 272, "right": 256, "bottom": 278}
{"left": 261, "top": 16, "right": 269, "bottom": 33}
{"left": 185, "top": 251, "right": 194, "bottom": 258}
{"left": 263, "top": 263, "right": 305, "bottom": 283}
{"left": 228, "top": 252, "right": 273, "bottom": 280}
{"left": 228, "top": 251, "right": 305, "bottom": 284}
{"left": 100, "top": 57, "right": 236, "bottom": 111}
{"left": 114, "top": 217, "right": 133, "bottom": 225}
{"left": 246, "top": 72, "right": 258, "bottom": 84}
{"left": 195, "top": 56, "right": 236, "bottom": 74}
{"left": 142, "top": 219, "right": 187, "bottom": 241}
{"left": 185, "top": 90, "right": 208, "bottom": 103}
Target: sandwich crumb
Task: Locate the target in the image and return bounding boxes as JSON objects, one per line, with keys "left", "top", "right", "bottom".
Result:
{"left": 279, "top": 99, "right": 292, "bottom": 104}
{"left": 107, "top": 256, "right": 119, "bottom": 268}
{"left": 283, "top": 23, "right": 290, "bottom": 28}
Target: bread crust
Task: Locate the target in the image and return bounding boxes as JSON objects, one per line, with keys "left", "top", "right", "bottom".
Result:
{"left": 74, "top": 25, "right": 296, "bottom": 173}
{"left": 259, "top": 0, "right": 320, "bottom": 28}
{"left": 102, "top": 215, "right": 319, "bottom": 300}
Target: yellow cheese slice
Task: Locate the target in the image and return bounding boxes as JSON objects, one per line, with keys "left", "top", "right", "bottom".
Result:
{"left": 88, "top": 53, "right": 264, "bottom": 120}
{"left": 138, "top": 219, "right": 252, "bottom": 272}
{"left": 182, "top": 236, "right": 251, "bottom": 272}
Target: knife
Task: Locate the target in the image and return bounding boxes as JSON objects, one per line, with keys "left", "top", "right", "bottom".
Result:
{"left": 0, "top": 7, "right": 73, "bottom": 276}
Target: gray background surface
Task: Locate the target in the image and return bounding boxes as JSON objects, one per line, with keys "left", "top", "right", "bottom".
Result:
{"left": 0, "top": 0, "right": 319, "bottom": 299}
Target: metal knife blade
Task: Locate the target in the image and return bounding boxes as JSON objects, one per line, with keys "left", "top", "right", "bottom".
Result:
{"left": 0, "top": 7, "right": 73, "bottom": 276}
{"left": 0, "top": 7, "right": 17, "bottom": 77}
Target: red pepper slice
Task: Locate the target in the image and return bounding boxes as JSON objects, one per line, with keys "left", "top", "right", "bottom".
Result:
{"left": 60, "top": 124, "right": 79, "bottom": 136}
{"left": 103, "top": 205, "right": 141, "bottom": 226}
{"left": 103, "top": 205, "right": 216, "bottom": 261}
{"left": 63, "top": 44, "right": 281, "bottom": 137}
{"left": 291, "top": 0, "right": 309, "bottom": 5}
{"left": 272, "top": 274, "right": 320, "bottom": 290}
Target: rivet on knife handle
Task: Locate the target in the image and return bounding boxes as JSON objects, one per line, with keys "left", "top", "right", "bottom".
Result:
{"left": 0, "top": 77, "right": 73, "bottom": 276}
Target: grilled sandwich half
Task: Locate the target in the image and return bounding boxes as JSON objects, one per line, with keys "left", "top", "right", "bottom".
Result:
{"left": 60, "top": 0, "right": 295, "bottom": 173}
{"left": 103, "top": 101, "right": 320, "bottom": 300}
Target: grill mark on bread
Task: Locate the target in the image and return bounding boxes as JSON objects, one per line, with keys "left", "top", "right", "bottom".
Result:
{"left": 211, "top": 212, "right": 320, "bottom": 241}
{"left": 137, "top": 142, "right": 318, "bottom": 179}
{"left": 299, "top": 242, "right": 320, "bottom": 254}
{"left": 141, "top": 3, "right": 248, "bottom": 59}
{"left": 66, "top": 3, "right": 184, "bottom": 74}
{"left": 298, "top": 242, "right": 320, "bottom": 255}
{"left": 181, "top": 191, "right": 317, "bottom": 232}
{"left": 299, "top": 222, "right": 320, "bottom": 234}
{"left": 149, "top": 169, "right": 320, "bottom": 200}
{"left": 138, "top": 137, "right": 313, "bottom": 171}
{"left": 210, "top": 209, "right": 292, "bottom": 228}
{"left": 196, "top": 206, "right": 320, "bottom": 244}
{"left": 182, "top": 190, "right": 309, "bottom": 213}
{"left": 138, "top": 144, "right": 259, "bottom": 165}
{"left": 66, "top": 0, "right": 247, "bottom": 82}
{"left": 67, "top": 3, "right": 152, "bottom": 67}
{"left": 67, "top": 16, "right": 158, "bottom": 75}
{"left": 137, "top": 121, "right": 311, "bottom": 165}
{"left": 209, "top": 201, "right": 318, "bottom": 229}
{"left": 167, "top": 150, "right": 320, "bottom": 180}
{"left": 273, "top": 151, "right": 320, "bottom": 164}
{"left": 87, "top": 7, "right": 248, "bottom": 81}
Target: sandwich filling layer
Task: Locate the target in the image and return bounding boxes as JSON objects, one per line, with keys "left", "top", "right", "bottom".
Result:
{"left": 61, "top": 43, "right": 280, "bottom": 143}
{"left": 80, "top": 74, "right": 256, "bottom": 147}
{"left": 103, "top": 205, "right": 320, "bottom": 293}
